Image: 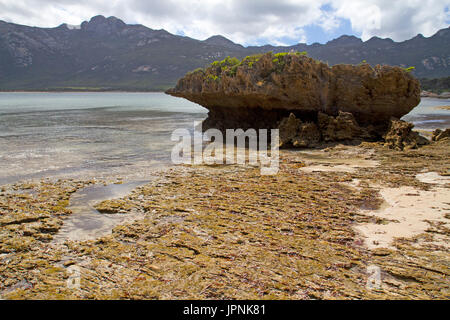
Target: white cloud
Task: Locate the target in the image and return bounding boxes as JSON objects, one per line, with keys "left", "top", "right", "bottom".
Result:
{"left": 0, "top": 0, "right": 448, "bottom": 45}
{"left": 331, "top": 0, "right": 450, "bottom": 41}
{"left": 125, "top": 0, "right": 327, "bottom": 45}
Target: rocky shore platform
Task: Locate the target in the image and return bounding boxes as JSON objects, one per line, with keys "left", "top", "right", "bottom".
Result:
{"left": 0, "top": 137, "right": 449, "bottom": 299}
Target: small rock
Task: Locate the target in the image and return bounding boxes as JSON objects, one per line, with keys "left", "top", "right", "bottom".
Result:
{"left": 431, "top": 128, "right": 450, "bottom": 142}
{"left": 63, "top": 260, "right": 76, "bottom": 267}
{"left": 94, "top": 199, "right": 134, "bottom": 214}
{"left": 292, "top": 122, "right": 321, "bottom": 148}
{"left": 148, "top": 264, "right": 161, "bottom": 272}
{"left": 372, "top": 248, "right": 393, "bottom": 256}
{"left": 278, "top": 111, "right": 371, "bottom": 148}
{"left": 383, "top": 118, "right": 430, "bottom": 150}
{"left": 318, "top": 111, "right": 367, "bottom": 142}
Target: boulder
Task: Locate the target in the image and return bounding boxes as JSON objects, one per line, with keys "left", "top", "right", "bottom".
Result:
{"left": 318, "top": 111, "right": 371, "bottom": 142}
{"left": 278, "top": 113, "right": 321, "bottom": 148}
{"left": 383, "top": 119, "right": 430, "bottom": 150}
{"left": 279, "top": 113, "right": 302, "bottom": 147}
{"left": 292, "top": 122, "right": 321, "bottom": 148}
{"left": 432, "top": 128, "right": 450, "bottom": 142}
{"left": 278, "top": 111, "right": 376, "bottom": 148}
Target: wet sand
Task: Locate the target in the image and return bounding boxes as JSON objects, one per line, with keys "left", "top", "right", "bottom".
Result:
{"left": 354, "top": 184, "right": 450, "bottom": 249}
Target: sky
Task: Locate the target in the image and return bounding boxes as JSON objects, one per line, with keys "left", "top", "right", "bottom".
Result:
{"left": 0, "top": 0, "right": 449, "bottom": 46}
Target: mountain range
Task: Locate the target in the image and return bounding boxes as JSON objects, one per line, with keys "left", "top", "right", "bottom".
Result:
{"left": 0, "top": 15, "right": 449, "bottom": 91}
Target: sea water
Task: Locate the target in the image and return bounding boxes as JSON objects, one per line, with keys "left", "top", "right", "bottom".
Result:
{"left": 0, "top": 92, "right": 207, "bottom": 184}
{"left": 0, "top": 92, "right": 448, "bottom": 185}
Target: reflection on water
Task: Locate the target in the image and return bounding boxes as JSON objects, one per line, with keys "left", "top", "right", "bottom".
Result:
{"left": 52, "top": 180, "right": 149, "bottom": 242}
{"left": 0, "top": 93, "right": 449, "bottom": 185}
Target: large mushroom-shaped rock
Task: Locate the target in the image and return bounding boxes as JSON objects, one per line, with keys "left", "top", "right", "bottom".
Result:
{"left": 166, "top": 52, "right": 421, "bottom": 134}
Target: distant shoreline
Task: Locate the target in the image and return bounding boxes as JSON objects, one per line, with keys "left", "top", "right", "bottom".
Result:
{"left": 421, "top": 91, "right": 450, "bottom": 99}
{"left": 1, "top": 90, "right": 449, "bottom": 97}
{"left": 0, "top": 90, "right": 167, "bottom": 93}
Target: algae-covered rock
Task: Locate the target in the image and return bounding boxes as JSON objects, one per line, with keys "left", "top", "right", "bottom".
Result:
{"left": 94, "top": 199, "right": 135, "bottom": 214}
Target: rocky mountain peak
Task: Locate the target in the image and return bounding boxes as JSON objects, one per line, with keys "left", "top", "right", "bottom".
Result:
{"left": 433, "top": 26, "right": 450, "bottom": 38}
{"left": 411, "top": 33, "right": 425, "bottom": 41}
{"left": 81, "top": 15, "right": 126, "bottom": 35}
{"left": 203, "top": 35, "right": 242, "bottom": 49}
{"left": 326, "top": 35, "right": 362, "bottom": 46}
{"left": 365, "top": 36, "right": 394, "bottom": 45}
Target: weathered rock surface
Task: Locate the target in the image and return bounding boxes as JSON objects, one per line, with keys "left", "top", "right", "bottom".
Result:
{"left": 94, "top": 199, "right": 135, "bottom": 214}
{"left": 279, "top": 111, "right": 372, "bottom": 148}
{"left": 318, "top": 111, "right": 372, "bottom": 142}
{"left": 383, "top": 118, "right": 430, "bottom": 150}
{"left": 167, "top": 52, "right": 421, "bottom": 134}
{"left": 431, "top": 128, "right": 450, "bottom": 142}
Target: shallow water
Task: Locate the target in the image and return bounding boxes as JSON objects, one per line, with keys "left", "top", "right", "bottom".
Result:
{"left": 0, "top": 92, "right": 207, "bottom": 185}
{"left": 402, "top": 97, "right": 450, "bottom": 130}
{"left": 0, "top": 93, "right": 449, "bottom": 185}
{"left": 52, "top": 180, "right": 149, "bottom": 242}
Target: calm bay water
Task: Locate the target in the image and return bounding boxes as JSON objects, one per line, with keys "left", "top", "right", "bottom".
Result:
{"left": 0, "top": 93, "right": 448, "bottom": 185}
{"left": 402, "top": 97, "right": 450, "bottom": 130}
{"left": 0, "top": 92, "right": 207, "bottom": 185}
